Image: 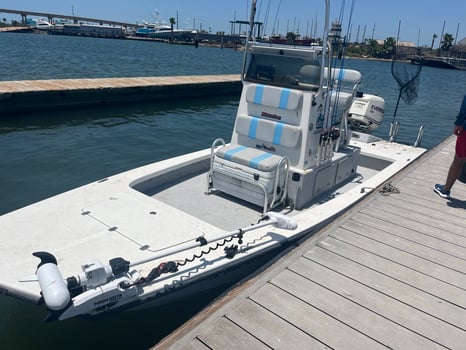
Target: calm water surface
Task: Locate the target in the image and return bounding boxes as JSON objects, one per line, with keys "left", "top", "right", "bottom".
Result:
{"left": 0, "top": 33, "right": 465, "bottom": 349}
{"left": 0, "top": 33, "right": 242, "bottom": 80}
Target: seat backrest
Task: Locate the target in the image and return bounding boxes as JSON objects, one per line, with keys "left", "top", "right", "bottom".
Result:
{"left": 244, "top": 84, "right": 303, "bottom": 126}
{"left": 235, "top": 114, "right": 301, "bottom": 148}
{"left": 232, "top": 114, "right": 302, "bottom": 166}
{"left": 231, "top": 83, "right": 307, "bottom": 166}
{"left": 245, "top": 84, "right": 303, "bottom": 111}
{"left": 324, "top": 67, "right": 362, "bottom": 85}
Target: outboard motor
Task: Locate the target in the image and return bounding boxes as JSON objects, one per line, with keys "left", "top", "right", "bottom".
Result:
{"left": 347, "top": 92, "right": 385, "bottom": 132}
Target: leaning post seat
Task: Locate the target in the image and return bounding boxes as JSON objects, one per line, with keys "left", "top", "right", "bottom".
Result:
{"left": 206, "top": 83, "right": 308, "bottom": 213}
{"left": 233, "top": 83, "right": 304, "bottom": 167}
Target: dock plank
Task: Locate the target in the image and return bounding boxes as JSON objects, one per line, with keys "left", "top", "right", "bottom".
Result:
{"left": 317, "top": 236, "right": 466, "bottom": 307}
{"left": 349, "top": 211, "right": 466, "bottom": 259}
{"left": 369, "top": 195, "right": 466, "bottom": 231}
{"left": 289, "top": 255, "right": 465, "bottom": 349}
{"left": 376, "top": 183, "right": 466, "bottom": 218}
{"left": 183, "top": 341, "right": 209, "bottom": 350}
{"left": 357, "top": 206, "right": 466, "bottom": 247}
{"left": 304, "top": 246, "right": 466, "bottom": 330}
{"left": 342, "top": 217, "right": 466, "bottom": 270}
{"left": 226, "top": 299, "right": 328, "bottom": 349}
{"left": 372, "top": 184, "right": 466, "bottom": 222}
{"left": 330, "top": 227, "right": 466, "bottom": 288}
{"left": 250, "top": 283, "right": 388, "bottom": 350}
{"left": 363, "top": 200, "right": 465, "bottom": 237}
{"left": 196, "top": 317, "right": 270, "bottom": 349}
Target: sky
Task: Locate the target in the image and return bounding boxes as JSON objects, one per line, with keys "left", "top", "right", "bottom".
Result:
{"left": 1, "top": 0, "right": 465, "bottom": 47}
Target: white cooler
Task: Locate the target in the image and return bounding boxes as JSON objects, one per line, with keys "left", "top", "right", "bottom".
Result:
{"left": 209, "top": 144, "right": 289, "bottom": 211}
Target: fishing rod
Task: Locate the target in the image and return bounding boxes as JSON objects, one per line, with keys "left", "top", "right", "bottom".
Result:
{"left": 241, "top": 0, "right": 258, "bottom": 82}
{"left": 391, "top": 20, "right": 403, "bottom": 125}
{"left": 327, "top": 0, "right": 356, "bottom": 128}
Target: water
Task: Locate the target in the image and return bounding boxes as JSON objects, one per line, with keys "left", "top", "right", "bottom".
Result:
{"left": 1, "top": 33, "right": 466, "bottom": 349}
{"left": 0, "top": 33, "right": 242, "bottom": 80}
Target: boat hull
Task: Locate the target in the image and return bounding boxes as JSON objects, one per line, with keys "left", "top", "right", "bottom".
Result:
{"left": 410, "top": 56, "right": 466, "bottom": 70}
{"left": 0, "top": 136, "right": 425, "bottom": 320}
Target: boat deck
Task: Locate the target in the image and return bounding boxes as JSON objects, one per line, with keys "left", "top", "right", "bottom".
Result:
{"left": 149, "top": 152, "right": 380, "bottom": 231}
{"left": 154, "top": 135, "right": 466, "bottom": 349}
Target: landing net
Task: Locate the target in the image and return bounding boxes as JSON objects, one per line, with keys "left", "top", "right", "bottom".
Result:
{"left": 391, "top": 57, "right": 422, "bottom": 106}
{"left": 391, "top": 22, "right": 422, "bottom": 121}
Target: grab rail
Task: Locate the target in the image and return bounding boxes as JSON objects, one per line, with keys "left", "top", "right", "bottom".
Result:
{"left": 206, "top": 138, "right": 226, "bottom": 194}
{"left": 414, "top": 125, "right": 424, "bottom": 147}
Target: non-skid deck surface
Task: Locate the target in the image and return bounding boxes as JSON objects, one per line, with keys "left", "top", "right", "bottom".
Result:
{"left": 155, "top": 135, "right": 466, "bottom": 350}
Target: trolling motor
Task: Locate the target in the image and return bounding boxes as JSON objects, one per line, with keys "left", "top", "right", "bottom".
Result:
{"left": 26, "top": 212, "right": 297, "bottom": 321}
{"left": 31, "top": 251, "right": 138, "bottom": 320}
{"left": 33, "top": 251, "right": 132, "bottom": 311}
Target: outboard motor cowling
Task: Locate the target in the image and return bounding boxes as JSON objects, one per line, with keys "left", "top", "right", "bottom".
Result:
{"left": 348, "top": 93, "right": 385, "bottom": 132}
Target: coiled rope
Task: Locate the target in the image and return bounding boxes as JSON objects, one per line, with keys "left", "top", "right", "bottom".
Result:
{"left": 378, "top": 182, "right": 400, "bottom": 196}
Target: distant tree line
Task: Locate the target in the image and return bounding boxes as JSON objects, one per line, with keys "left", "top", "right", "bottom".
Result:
{"left": 345, "top": 32, "right": 458, "bottom": 59}
{"left": 1, "top": 18, "right": 22, "bottom": 27}
{"left": 272, "top": 29, "right": 460, "bottom": 60}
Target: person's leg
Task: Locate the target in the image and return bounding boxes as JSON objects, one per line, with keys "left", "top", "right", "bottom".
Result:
{"left": 447, "top": 130, "right": 466, "bottom": 190}
{"left": 434, "top": 132, "right": 466, "bottom": 198}
{"left": 445, "top": 154, "right": 466, "bottom": 191}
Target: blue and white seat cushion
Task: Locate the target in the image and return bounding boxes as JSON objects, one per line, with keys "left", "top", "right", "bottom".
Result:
{"left": 215, "top": 144, "right": 283, "bottom": 172}
{"left": 235, "top": 114, "right": 301, "bottom": 149}
{"left": 246, "top": 84, "right": 303, "bottom": 111}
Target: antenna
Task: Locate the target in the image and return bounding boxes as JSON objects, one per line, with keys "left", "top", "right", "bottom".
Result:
{"left": 272, "top": 0, "right": 281, "bottom": 35}
{"left": 454, "top": 22, "right": 460, "bottom": 45}
{"left": 438, "top": 20, "right": 445, "bottom": 49}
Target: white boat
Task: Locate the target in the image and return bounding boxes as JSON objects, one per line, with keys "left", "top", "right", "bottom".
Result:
{"left": 135, "top": 17, "right": 196, "bottom": 40}
{"left": 0, "top": 0, "right": 426, "bottom": 322}
{"left": 149, "top": 27, "right": 197, "bottom": 41}
{"left": 135, "top": 22, "right": 171, "bottom": 36}
{"left": 137, "top": 24, "right": 196, "bottom": 41}
{"left": 28, "top": 18, "right": 54, "bottom": 30}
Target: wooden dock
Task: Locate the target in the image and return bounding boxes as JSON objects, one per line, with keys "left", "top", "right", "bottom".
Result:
{"left": 0, "top": 75, "right": 241, "bottom": 115}
{"left": 0, "top": 26, "right": 30, "bottom": 33}
{"left": 155, "top": 135, "right": 466, "bottom": 350}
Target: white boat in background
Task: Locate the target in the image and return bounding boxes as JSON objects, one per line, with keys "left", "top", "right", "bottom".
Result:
{"left": 27, "top": 18, "right": 54, "bottom": 30}
{"left": 149, "top": 27, "right": 197, "bottom": 41}
{"left": 134, "top": 10, "right": 197, "bottom": 40}
{"left": 0, "top": 0, "right": 426, "bottom": 322}
{"left": 135, "top": 21, "right": 172, "bottom": 37}
{"left": 135, "top": 15, "right": 196, "bottom": 40}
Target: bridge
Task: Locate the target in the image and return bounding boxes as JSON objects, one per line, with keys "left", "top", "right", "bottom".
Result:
{"left": 0, "top": 8, "right": 137, "bottom": 28}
